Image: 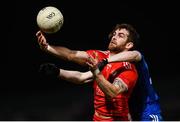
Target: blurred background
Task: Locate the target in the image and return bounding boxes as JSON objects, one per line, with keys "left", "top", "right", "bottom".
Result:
{"left": 6, "top": 0, "right": 180, "bottom": 120}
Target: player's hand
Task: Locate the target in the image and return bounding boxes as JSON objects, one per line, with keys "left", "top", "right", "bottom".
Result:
{"left": 86, "top": 52, "right": 108, "bottom": 72}
{"left": 36, "top": 31, "right": 49, "bottom": 50}
{"left": 39, "top": 63, "right": 60, "bottom": 78}
{"left": 86, "top": 51, "right": 100, "bottom": 75}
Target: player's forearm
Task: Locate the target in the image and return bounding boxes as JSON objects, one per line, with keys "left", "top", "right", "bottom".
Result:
{"left": 108, "top": 50, "right": 142, "bottom": 63}
{"left": 59, "top": 69, "right": 93, "bottom": 84}
{"left": 46, "top": 45, "right": 75, "bottom": 60}
{"left": 95, "top": 73, "right": 119, "bottom": 98}
{"left": 47, "top": 45, "right": 88, "bottom": 66}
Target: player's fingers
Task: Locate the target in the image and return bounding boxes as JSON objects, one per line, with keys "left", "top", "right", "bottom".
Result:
{"left": 38, "top": 36, "right": 43, "bottom": 44}
{"left": 91, "top": 51, "right": 98, "bottom": 64}
{"left": 88, "top": 55, "right": 96, "bottom": 64}
{"left": 92, "top": 51, "right": 97, "bottom": 57}
{"left": 86, "top": 61, "right": 98, "bottom": 72}
{"left": 87, "top": 56, "right": 94, "bottom": 64}
{"left": 39, "top": 39, "right": 47, "bottom": 47}
{"left": 94, "top": 52, "right": 99, "bottom": 60}
{"left": 92, "top": 51, "right": 97, "bottom": 59}
{"left": 36, "top": 31, "right": 42, "bottom": 37}
{"left": 38, "top": 38, "right": 47, "bottom": 49}
{"left": 41, "top": 36, "right": 48, "bottom": 44}
{"left": 86, "top": 61, "right": 93, "bottom": 68}
{"left": 38, "top": 35, "right": 45, "bottom": 43}
{"left": 42, "top": 40, "right": 48, "bottom": 46}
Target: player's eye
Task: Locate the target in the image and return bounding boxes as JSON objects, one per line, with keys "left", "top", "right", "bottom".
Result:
{"left": 113, "top": 32, "right": 116, "bottom": 36}
{"left": 118, "top": 33, "right": 125, "bottom": 38}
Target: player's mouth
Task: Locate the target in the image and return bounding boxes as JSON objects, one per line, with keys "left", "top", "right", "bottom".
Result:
{"left": 110, "top": 40, "right": 117, "bottom": 45}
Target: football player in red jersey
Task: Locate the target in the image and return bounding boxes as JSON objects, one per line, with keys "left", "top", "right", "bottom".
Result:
{"left": 36, "top": 23, "right": 139, "bottom": 121}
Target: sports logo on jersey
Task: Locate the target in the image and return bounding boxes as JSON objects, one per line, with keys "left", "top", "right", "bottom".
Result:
{"left": 149, "top": 114, "right": 159, "bottom": 121}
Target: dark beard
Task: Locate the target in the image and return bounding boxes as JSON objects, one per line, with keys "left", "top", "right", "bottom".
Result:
{"left": 108, "top": 46, "right": 123, "bottom": 53}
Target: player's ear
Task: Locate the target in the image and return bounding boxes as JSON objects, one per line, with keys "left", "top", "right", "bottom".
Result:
{"left": 125, "top": 42, "right": 133, "bottom": 49}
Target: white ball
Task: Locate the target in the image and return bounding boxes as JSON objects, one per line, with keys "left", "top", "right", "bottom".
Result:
{"left": 36, "top": 6, "right": 64, "bottom": 34}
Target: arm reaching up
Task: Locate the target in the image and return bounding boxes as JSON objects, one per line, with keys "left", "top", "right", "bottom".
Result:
{"left": 36, "top": 31, "right": 89, "bottom": 66}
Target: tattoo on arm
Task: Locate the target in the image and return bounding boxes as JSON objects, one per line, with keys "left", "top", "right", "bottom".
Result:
{"left": 113, "top": 78, "right": 128, "bottom": 93}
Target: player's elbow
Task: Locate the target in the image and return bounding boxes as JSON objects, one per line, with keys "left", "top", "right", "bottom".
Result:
{"left": 73, "top": 74, "right": 86, "bottom": 84}
{"left": 78, "top": 72, "right": 93, "bottom": 84}
{"left": 109, "top": 93, "right": 118, "bottom": 98}
{"left": 106, "top": 89, "right": 121, "bottom": 98}
{"left": 106, "top": 92, "right": 119, "bottom": 99}
{"left": 107, "top": 87, "right": 127, "bottom": 98}
{"left": 67, "top": 52, "right": 74, "bottom": 61}
{"left": 133, "top": 50, "right": 142, "bottom": 62}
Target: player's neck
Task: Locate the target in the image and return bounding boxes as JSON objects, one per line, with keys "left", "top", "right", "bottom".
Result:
{"left": 109, "top": 52, "right": 117, "bottom": 57}
{"left": 109, "top": 50, "right": 126, "bottom": 57}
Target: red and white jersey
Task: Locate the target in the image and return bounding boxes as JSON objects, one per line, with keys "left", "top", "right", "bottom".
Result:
{"left": 86, "top": 50, "right": 138, "bottom": 119}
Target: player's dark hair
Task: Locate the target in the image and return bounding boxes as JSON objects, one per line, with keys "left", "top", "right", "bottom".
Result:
{"left": 108, "top": 23, "right": 140, "bottom": 50}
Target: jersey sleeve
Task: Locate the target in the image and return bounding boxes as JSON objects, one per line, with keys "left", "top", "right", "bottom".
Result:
{"left": 86, "top": 50, "right": 94, "bottom": 57}
{"left": 86, "top": 49, "right": 98, "bottom": 58}
{"left": 116, "top": 63, "right": 138, "bottom": 90}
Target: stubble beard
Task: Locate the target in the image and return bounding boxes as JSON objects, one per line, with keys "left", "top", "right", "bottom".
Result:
{"left": 108, "top": 44, "right": 123, "bottom": 54}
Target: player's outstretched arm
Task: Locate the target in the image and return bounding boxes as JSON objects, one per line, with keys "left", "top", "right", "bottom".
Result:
{"left": 108, "top": 50, "right": 142, "bottom": 63}
{"left": 39, "top": 63, "right": 93, "bottom": 84}
{"left": 36, "top": 31, "right": 89, "bottom": 66}
{"left": 96, "top": 50, "right": 142, "bottom": 71}
{"left": 60, "top": 69, "right": 93, "bottom": 84}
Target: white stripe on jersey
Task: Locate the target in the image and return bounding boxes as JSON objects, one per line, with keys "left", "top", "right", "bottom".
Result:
{"left": 149, "top": 114, "right": 159, "bottom": 122}
{"left": 123, "top": 62, "right": 132, "bottom": 69}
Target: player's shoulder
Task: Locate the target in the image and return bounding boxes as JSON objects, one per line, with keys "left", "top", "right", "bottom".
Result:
{"left": 86, "top": 49, "right": 107, "bottom": 53}
{"left": 123, "top": 61, "right": 136, "bottom": 70}
{"left": 97, "top": 50, "right": 110, "bottom": 55}
{"left": 112, "top": 61, "right": 135, "bottom": 70}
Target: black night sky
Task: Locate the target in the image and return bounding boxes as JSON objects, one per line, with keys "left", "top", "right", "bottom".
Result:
{"left": 5, "top": 0, "right": 180, "bottom": 120}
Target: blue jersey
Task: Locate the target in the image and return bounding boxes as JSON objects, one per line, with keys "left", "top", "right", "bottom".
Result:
{"left": 137, "top": 54, "right": 159, "bottom": 103}
{"left": 129, "top": 53, "right": 162, "bottom": 121}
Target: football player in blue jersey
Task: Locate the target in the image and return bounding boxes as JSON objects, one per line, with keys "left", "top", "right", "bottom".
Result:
{"left": 109, "top": 51, "right": 163, "bottom": 121}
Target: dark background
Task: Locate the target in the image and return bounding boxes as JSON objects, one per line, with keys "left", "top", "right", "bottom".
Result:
{"left": 5, "top": 0, "right": 180, "bottom": 120}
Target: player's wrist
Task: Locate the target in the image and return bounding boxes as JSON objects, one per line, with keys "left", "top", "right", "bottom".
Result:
{"left": 40, "top": 44, "right": 49, "bottom": 51}
{"left": 97, "top": 58, "right": 108, "bottom": 71}
{"left": 46, "top": 45, "right": 50, "bottom": 50}
{"left": 93, "top": 68, "right": 100, "bottom": 76}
